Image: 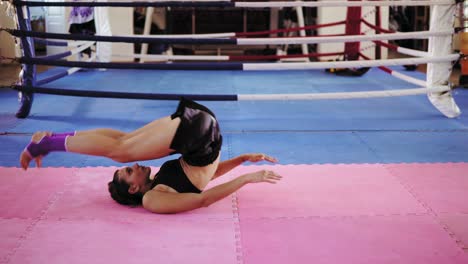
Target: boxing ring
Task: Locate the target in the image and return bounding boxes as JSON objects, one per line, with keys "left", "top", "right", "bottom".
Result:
{"left": 1, "top": 0, "right": 468, "bottom": 263}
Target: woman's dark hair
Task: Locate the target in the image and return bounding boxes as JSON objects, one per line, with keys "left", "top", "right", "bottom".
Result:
{"left": 108, "top": 170, "right": 143, "bottom": 206}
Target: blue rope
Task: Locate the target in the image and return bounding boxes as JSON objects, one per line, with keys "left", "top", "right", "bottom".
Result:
{"left": 7, "top": 29, "right": 237, "bottom": 45}
{"left": 36, "top": 50, "right": 72, "bottom": 61}
{"left": 33, "top": 38, "right": 69, "bottom": 47}
{"left": 36, "top": 71, "right": 68, "bottom": 86}
{"left": 13, "top": 85, "right": 239, "bottom": 101}
{"left": 20, "top": 57, "right": 244, "bottom": 70}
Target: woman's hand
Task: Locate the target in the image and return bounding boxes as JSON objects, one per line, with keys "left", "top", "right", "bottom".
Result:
{"left": 241, "top": 153, "right": 278, "bottom": 163}
{"left": 244, "top": 170, "right": 282, "bottom": 184}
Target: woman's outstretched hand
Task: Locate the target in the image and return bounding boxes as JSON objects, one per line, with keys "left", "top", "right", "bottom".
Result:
{"left": 241, "top": 153, "right": 278, "bottom": 163}
{"left": 245, "top": 170, "right": 282, "bottom": 184}
{"left": 20, "top": 131, "right": 51, "bottom": 170}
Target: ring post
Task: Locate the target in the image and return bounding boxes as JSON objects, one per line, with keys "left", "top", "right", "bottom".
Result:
{"left": 426, "top": 3, "right": 461, "bottom": 118}
{"left": 14, "top": 4, "right": 36, "bottom": 118}
{"left": 344, "top": 0, "right": 362, "bottom": 60}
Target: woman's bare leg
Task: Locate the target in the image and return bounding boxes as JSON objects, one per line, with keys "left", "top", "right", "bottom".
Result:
{"left": 21, "top": 115, "right": 182, "bottom": 169}
{"left": 75, "top": 128, "right": 127, "bottom": 139}
{"left": 56, "top": 112, "right": 178, "bottom": 140}
{"left": 75, "top": 115, "right": 178, "bottom": 141}
{"left": 67, "top": 116, "right": 182, "bottom": 161}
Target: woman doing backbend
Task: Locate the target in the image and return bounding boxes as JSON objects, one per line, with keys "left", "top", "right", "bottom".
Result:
{"left": 20, "top": 99, "right": 282, "bottom": 214}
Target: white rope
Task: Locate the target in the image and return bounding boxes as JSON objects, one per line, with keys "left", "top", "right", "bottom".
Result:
{"left": 121, "top": 33, "right": 235, "bottom": 39}
{"left": 67, "top": 53, "right": 97, "bottom": 75}
{"left": 70, "top": 41, "right": 95, "bottom": 56}
{"left": 391, "top": 71, "right": 427, "bottom": 87}
{"left": 238, "top": 86, "right": 449, "bottom": 101}
{"left": 238, "top": 30, "right": 454, "bottom": 45}
{"left": 112, "top": 53, "right": 230, "bottom": 61}
{"left": 236, "top": 0, "right": 455, "bottom": 8}
{"left": 67, "top": 41, "right": 95, "bottom": 47}
{"left": 244, "top": 54, "right": 459, "bottom": 71}
{"left": 396, "top": 46, "right": 430, "bottom": 57}
{"left": 119, "top": 30, "right": 451, "bottom": 44}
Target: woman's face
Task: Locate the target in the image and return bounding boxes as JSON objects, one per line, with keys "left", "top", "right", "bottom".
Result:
{"left": 117, "top": 163, "right": 151, "bottom": 192}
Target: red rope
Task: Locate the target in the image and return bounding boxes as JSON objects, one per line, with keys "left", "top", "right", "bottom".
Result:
{"left": 360, "top": 19, "right": 394, "bottom": 34}
{"left": 372, "top": 40, "right": 398, "bottom": 51}
{"left": 231, "top": 52, "right": 345, "bottom": 61}
{"left": 236, "top": 21, "right": 346, "bottom": 37}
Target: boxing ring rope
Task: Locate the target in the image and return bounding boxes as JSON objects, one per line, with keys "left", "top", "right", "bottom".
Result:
{"left": 4, "top": 0, "right": 462, "bottom": 119}
{"left": 103, "top": 20, "right": 425, "bottom": 62}
{"left": 359, "top": 52, "right": 427, "bottom": 87}
{"left": 15, "top": 55, "right": 460, "bottom": 71}
{"left": 118, "top": 20, "right": 346, "bottom": 40}
{"left": 111, "top": 52, "right": 345, "bottom": 62}
{"left": 361, "top": 19, "right": 394, "bottom": 34}
{"left": 36, "top": 53, "right": 97, "bottom": 86}
{"left": 4, "top": 26, "right": 456, "bottom": 64}
{"left": 236, "top": 21, "right": 346, "bottom": 37}
{"left": 373, "top": 41, "right": 430, "bottom": 58}
{"left": 127, "top": 20, "right": 348, "bottom": 62}
{"left": 35, "top": 41, "right": 95, "bottom": 61}
{"left": 4, "top": 28, "right": 455, "bottom": 45}
{"left": 10, "top": 0, "right": 456, "bottom": 8}
{"left": 33, "top": 39, "right": 94, "bottom": 47}
{"left": 10, "top": 20, "right": 349, "bottom": 62}
{"left": 12, "top": 85, "right": 449, "bottom": 101}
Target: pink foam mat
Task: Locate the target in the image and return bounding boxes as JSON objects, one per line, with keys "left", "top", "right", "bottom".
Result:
{"left": 239, "top": 216, "right": 468, "bottom": 264}
{"left": 234, "top": 164, "right": 427, "bottom": 218}
{"left": 8, "top": 219, "right": 238, "bottom": 264}
{"left": 45, "top": 167, "right": 235, "bottom": 221}
{"left": 439, "top": 213, "right": 468, "bottom": 249}
{"left": 385, "top": 163, "right": 468, "bottom": 213}
{"left": 0, "top": 167, "right": 77, "bottom": 219}
{"left": 1, "top": 164, "right": 467, "bottom": 264}
{"left": 0, "top": 219, "right": 33, "bottom": 263}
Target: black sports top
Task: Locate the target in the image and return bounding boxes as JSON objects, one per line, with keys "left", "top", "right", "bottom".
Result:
{"left": 150, "top": 158, "right": 202, "bottom": 193}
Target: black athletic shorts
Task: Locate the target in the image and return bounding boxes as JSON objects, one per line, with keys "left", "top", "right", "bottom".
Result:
{"left": 170, "top": 98, "right": 222, "bottom": 166}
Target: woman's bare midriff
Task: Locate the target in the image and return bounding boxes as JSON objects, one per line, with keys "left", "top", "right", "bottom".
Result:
{"left": 180, "top": 153, "right": 220, "bottom": 191}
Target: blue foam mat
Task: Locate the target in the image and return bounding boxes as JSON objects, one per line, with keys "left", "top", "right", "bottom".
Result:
{"left": 357, "top": 131, "right": 468, "bottom": 163}
{"left": 1, "top": 67, "right": 468, "bottom": 166}
{"left": 2, "top": 130, "right": 468, "bottom": 166}
{"left": 3, "top": 67, "right": 467, "bottom": 132}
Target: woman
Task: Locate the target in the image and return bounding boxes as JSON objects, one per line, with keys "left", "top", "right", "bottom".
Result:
{"left": 69, "top": 0, "right": 96, "bottom": 59}
{"left": 20, "top": 99, "right": 281, "bottom": 214}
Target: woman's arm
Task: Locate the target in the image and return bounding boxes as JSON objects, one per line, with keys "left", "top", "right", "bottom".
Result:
{"left": 142, "top": 170, "right": 282, "bottom": 214}
{"left": 213, "top": 153, "right": 278, "bottom": 179}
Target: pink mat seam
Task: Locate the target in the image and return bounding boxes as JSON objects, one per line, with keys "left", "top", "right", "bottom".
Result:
{"left": 2, "top": 220, "right": 35, "bottom": 264}
{"left": 383, "top": 164, "right": 466, "bottom": 252}
{"left": 2, "top": 169, "right": 80, "bottom": 264}
{"left": 232, "top": 192, "right": 243, "bottom": 264}
{"left": 236, "top": 213, "right": 432, "bottom": 221}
